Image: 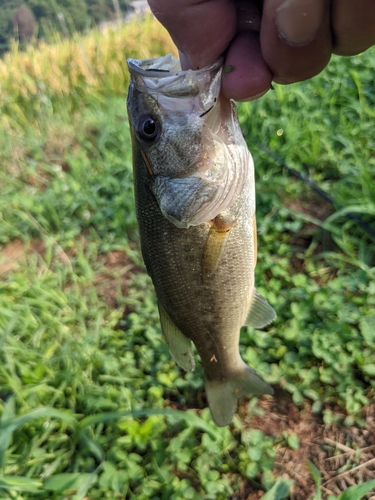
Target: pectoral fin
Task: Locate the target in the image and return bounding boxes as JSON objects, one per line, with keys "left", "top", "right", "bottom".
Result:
{"left": 202, "top": 216, "right": 236, "bottom": 280}
{"left": 202, "top": 227, "right": 229, "bottom": 280}
{"left": 245, "top": 288, "right": 276, "bottom": 329}
{"left": 158, "top": 302, "right": 195, "bottom": 372}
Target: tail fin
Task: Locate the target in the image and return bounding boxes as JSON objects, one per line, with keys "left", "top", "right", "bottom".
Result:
{"left": 205, "top": 362, "right": 273, "bottom": 427}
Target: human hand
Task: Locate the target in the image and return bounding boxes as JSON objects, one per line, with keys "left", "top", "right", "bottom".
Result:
{"left": 148, "top": 0, "right": 375, "bottom": 101}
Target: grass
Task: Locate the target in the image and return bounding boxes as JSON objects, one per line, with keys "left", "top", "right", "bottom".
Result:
{"left": 0, "top": 14, "right": 374, "bottom": 500}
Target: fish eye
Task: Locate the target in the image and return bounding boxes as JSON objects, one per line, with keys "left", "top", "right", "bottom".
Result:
{"left": 136, "top": 115, "right": 160, "bottom": 143}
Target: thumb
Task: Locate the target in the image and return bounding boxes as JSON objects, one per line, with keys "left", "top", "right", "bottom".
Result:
{"left": 148, "top": 0, "right": 237, "bottom": 69}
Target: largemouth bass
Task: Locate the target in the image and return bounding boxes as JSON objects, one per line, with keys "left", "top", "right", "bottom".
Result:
{"left": 127, "top": 54, "right": 276, "bottom": 426}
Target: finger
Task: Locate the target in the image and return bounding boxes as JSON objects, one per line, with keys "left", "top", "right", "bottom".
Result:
{"left": 235, "top": 0, "right": 262, "bottom": 32}
{"left": 222, "top": 1, "right": 272, "bottom": 101}
{"left": 332, "top": 0, "right": 375, "bottom": 56}
{"left": 260, "top": 0, "right": 332, "bottom": 84}
{"left": 148, "top": 0, "right": 237, "bottom": 69}
{"left": 222, "top": 31, "right": 273, "bottom": 101}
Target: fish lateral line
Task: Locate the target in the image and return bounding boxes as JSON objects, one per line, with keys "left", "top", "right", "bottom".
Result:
{"left": 141, "top": 150, "right": 154, "bottom": 176}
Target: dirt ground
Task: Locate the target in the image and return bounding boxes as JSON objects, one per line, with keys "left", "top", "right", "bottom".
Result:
{"left": 236, "top": 389, "right": 375, "bottom": 500}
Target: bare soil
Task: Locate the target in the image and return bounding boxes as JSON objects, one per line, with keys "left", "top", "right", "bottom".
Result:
{"left": 94, "top": 250, "right": 135, "bottom": 307}
{"left": 0, "top": 239, "right": 45, "bottom": 275}
{"left": 237, "top": 389, "right": 375, "bottom": 499}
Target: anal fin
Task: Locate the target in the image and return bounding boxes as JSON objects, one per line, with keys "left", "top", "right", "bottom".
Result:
{"left": 158, "top": 302, "right": 195, "bottom": 372}
{"left": 245, "top": 288, "right": 276, "bottom": 329}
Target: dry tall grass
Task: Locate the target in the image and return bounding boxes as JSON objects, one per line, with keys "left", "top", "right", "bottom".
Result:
{"left": 0, "top": 15, "right": 177, "bottom": 129}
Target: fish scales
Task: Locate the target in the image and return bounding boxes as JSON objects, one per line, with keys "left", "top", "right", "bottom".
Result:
{"left": 127, "top": 54, "right": 276, "bottom": 426}
{"left": 135, "top": 152, "right": 253, "bottom": 379}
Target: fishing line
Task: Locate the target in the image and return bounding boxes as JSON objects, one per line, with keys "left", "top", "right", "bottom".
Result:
{"left": 255, "top": 143, "right": 375, "bottom": 240}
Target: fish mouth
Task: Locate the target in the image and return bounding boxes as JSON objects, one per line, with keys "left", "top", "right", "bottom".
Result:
{"left": 127, "top": 55, "right": 224, "bottom": 112}
{"left": 127, "top": 54, "right": 223, "bottom": 80}
{"left": 127, "top": 54, "right": 182, "bottom": 77}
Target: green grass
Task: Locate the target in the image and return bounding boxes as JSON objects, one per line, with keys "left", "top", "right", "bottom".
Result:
{"left": 0, "top": 21, "right": 374, "bottom": 500}
{"left": 238, "top": 51, "right": 375, "bottom": 421}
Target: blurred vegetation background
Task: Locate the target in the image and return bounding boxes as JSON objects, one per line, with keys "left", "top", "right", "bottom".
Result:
{"left": 0, "top": 12, "right": 374, "bottom": 500}
{"left": 0, "top": 0, "right": 136, "bottom": 51}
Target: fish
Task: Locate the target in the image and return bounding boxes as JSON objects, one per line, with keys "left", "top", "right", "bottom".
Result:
{"left": 126, "top": 54, "right": 276, "bottom": 426}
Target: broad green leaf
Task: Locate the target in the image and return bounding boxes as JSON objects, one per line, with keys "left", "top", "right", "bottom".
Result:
{"left": 248, "top": 447, "right": 262, "bottom": 461}
{"left": 110, "top": 470, "right": 128, "bottom": 492}
{"left": 75, "top": 470, "right": 99, "bottom": 498}
{"left": 246, "top": 462, "right": 259, "bottom": 479}
{"left": 287, "top": 433, "right": 300, "bottom": 450}
{"left": 336, "top": 479, "right": 375, "bottom": 500}
{"left": 43, "top": 473, "right": 92, "bottom": 493}
{"left": 247, "top": 429, "right": 265, "bottom": 446}
{"left": 362, "top": 364, "right": 375, "bottom": 376}
{"left": 360, "top": 315, "right": 375, "bottom": 346}
{"left": 261, "top": 477, "right": 294, "bottom": 500}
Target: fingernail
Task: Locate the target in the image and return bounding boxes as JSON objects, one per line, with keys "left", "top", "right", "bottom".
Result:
{"left": 275, "top": 0, "right": 324, "bottom": 46}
